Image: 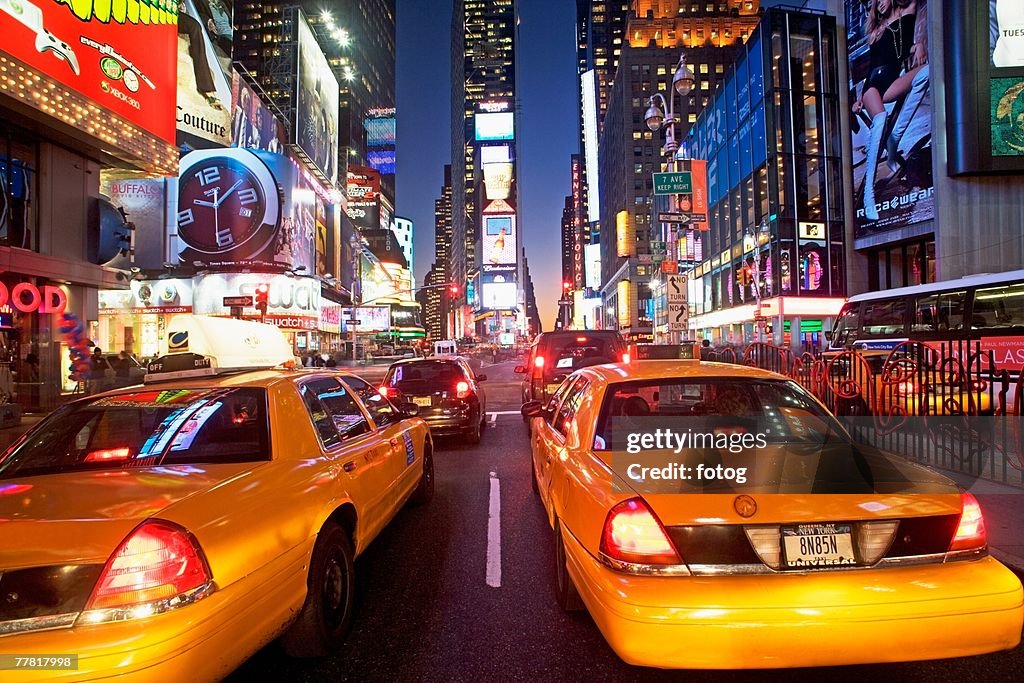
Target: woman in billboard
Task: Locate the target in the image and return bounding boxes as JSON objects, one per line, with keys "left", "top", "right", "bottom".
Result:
{"left": 852, "top": 0, "right": 927, "bottom": 221}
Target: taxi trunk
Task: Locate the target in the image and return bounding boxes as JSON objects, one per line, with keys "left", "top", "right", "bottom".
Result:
{"left": 0, "top": 464, "right": 259, "bottom": 628}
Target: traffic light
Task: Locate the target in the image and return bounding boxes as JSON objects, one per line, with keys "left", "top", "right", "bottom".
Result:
{"left": 255, "top": 283, "right": 270, "bottom": 318}
{"left": 563, "top": 281, "right": 571, "bottom": 291}
{"left": 449, "top": 283, "right": 459, "bottom": 295}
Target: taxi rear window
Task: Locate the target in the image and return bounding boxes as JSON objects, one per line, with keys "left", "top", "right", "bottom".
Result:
{"left": 593, "top": 379, "right": 840, "bottom": 450}
{"left": 0, "top": 388, "right": 270, "bottom": 478}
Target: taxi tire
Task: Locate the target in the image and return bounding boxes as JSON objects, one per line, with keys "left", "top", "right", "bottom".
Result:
{"left": 410, "top": 443, "right": 434, "bottom": 505}
{"left": 280, "top": 524, "right": 355, "bottom": 658}
{"left": 553, "top": 519, "right": 585, "bottom": 612}
{"left": 530, "top": 455, "right": 539, "bottom": 494}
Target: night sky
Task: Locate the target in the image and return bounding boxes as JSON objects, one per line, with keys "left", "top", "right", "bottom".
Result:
{"left": 395, "top": 0, "right": 824, "bottom": 331}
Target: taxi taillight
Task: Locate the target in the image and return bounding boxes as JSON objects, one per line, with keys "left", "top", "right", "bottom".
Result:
{"left": 85, "top": 520, "right": 212, "bottom": 612}
{"left": 600, "top": 498, "right": 682, "bottom": 566}
{"left": 456, "top": 380, "right": 471, "bottom": 399}
{"left": 949, "top": 492, "right": 987, "bottom": 552}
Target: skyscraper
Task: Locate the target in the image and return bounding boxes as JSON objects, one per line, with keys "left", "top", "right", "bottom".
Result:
{"left": 596, "top": 0, "right": 760, "bottom": 339}
{"left": 233, "top": 1, "right": 396, "bottom": 200}
{"left": 428, "top": 165, "right": 454, "bottom": 339}
{"left": 451, "top": 0, "right": 519, "bottom": 340}
{"left": 561, "top": 195, "right": 575, "bottom": 287}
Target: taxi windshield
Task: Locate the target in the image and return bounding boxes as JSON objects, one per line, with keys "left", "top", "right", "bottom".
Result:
{"left": 594, "top": 379, "right": 844, "bottom": 450}
{"left": 0, "top": 388, "right": 270, "bottom": 479}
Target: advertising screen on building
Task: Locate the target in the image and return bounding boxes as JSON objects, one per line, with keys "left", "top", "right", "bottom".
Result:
{"left": 175, "top": 148, "right": 314, "bottom": 272}
{"left": 340, "top": 306, "right": 391, "bottom": 333}
{"left": 176, "top": 0, "right": 233, "bottom": 148}
{"left": 231, "top": 72, "right": 285, "bottom": 152}
{"left": 475, "top": 112, "right": 514, "bottom": 141}
{"left": 483, "top": 162, "right": 513, "bottom": 200}
{"left": 99, "top": 279, "right": 193, "bottom": 315}
{"left": 990, "top": 0, "right": 1024, "bottom": 157}
{"left": 295, "top": 12, "right": 339, "bottom": 184}
{"left": 846, "top": 0, "right": 933, "bottom": 236}
{"left": 364, "top": 115, "right": 396, "bottom": 146}
{"left": 582, "top": 69, "right": 601, "bottom": 223}
{"left": 482, "top": 282, "right": 517, "bottom": 310}
{"left": 482, "top": 215, "right": 516, "bottom": 265}
{"left": 0, "top": 0, "right": 178, "bottom": 143}
{"left": 192, "top": 273, "right": 320, "bottom": 330}
{"left": 585, "top": 243, "right": 602, "bottom": 290}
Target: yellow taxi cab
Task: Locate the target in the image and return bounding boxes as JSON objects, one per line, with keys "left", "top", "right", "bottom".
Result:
{"left": 0, "top": 316, "right": 433, "bottom": 682}
{"left": 522, "top": 344, "right": 1023, "bottom": 669}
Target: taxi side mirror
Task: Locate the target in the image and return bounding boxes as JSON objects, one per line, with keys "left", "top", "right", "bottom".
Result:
{"left": 513, "top": 365, "right": 527, "bottom": 374}
{"left": 521, "top": 400, "right": 547, "bottom": 419}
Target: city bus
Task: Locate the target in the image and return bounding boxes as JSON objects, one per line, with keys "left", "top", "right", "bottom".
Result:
{"left": 827, "top": 269, "right": 1024, "bottom": 372}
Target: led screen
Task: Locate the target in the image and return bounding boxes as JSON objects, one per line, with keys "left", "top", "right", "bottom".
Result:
{"left": 475, "top": 112, "right": 514, "bottom": 141}
{"left": 482, "top": 215, "right": 516, "bottom": 265}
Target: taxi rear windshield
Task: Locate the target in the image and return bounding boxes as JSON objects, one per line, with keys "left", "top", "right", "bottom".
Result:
{"left": 540, "top": 334, "right": 623, "bottom": 372}
{"left": 594, "top": 379, "right": 841, "bottom": 449}
{"left": 0, "top": 388, "right": 270, "bottom": 479}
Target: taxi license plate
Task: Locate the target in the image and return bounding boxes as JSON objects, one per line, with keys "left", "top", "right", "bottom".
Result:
{"left": 412, "top": 397, "right": 433, "bottom": 407}
{"left": 782, "top": 524, "right": 855, "bottom": 568}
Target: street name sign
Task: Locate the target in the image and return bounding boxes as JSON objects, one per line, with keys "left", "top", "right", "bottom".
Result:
{"left": 223, "top": 296, "right": 253, "bottom": 307}
{"left": 658, "top": 212, "right": 690, "bottom": 223}
{"left": 653, "top": 172, "right": 692, "bottom": 195}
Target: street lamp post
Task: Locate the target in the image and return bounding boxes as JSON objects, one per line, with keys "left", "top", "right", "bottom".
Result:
{"left": 644, "top": 53, "right": 695, "bottom": 344}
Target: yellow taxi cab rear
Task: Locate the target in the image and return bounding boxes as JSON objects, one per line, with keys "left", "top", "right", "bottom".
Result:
{"left": 525, "top": 346, "right": 1024, "bottom": 669}
{"left": 0, "top": 317, "right": 434, "bottom": 681}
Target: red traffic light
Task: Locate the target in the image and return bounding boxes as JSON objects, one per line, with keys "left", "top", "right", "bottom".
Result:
{"left": 255, "top": 283, "right": 270, "bottom": 314}
{"left": 562, "top": 281, "right": 571, "bottom": 290}
{"left": 449, "top": 283, "right": 459, "bottom": 294}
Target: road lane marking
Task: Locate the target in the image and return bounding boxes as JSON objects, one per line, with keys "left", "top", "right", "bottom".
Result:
{"left": 486, "top": 471, "right": 501, "bottom": 588}
{"left": 487, "top": 411, "right": 522, "bottom": 416}
{"left": 488, "top": 412, "right": 497, "bottom": 425}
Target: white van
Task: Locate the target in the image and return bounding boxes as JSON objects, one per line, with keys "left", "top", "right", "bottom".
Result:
{"left": 432, "top": 340, "right": 458, "bottom": 356}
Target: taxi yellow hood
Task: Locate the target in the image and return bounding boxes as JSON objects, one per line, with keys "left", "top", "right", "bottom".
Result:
{"left": 0, "top": 463, "right": 262, "bottom": 570}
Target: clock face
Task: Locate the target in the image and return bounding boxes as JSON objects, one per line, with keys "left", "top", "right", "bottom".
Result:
{"left": 177, "top": 153, "right": 277, "bottom": 256}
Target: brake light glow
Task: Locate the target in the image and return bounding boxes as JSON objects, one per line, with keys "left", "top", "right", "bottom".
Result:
{"left": 534, "top": 356, "right": 545, "bottom": 369}
{"left": 600, "top": 498, "right": 682, "bottom": 565}
{"left": 576, "top": 336, "right": 587, "bottom": 342}
{"left": 86, "top": 520, "right": 212, "bottom": 612}
{"left": 84, "top": 447, "right": 131, "bottom": 463}
{"left": 378, "top": 386, "right": 389, "bottom": 398}
{"left": 949, "top": 492, "right": 987, "bottom": 552}
{"left": 456, "top": 380, "right": 471, "bottom": 399}
{"left": 621, "top": 352, "right": 631, "bottom": 364}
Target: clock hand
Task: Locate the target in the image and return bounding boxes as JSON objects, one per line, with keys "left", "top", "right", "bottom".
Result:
{"left": 215, "top": 179, "right": 243, "bottom": 207}
{"left": 193, "top": 199, "right": 216, "bottom": 208}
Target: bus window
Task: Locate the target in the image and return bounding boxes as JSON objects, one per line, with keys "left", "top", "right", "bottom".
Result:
{"left": 862, "top": 299, "right": 908, "bottom": 336}
{"left": 831, "top": 303, "right": 860, "bottom": 346}
{"left": 912, "top": 291, "right": 966, "bottom": 332}
{"left": 973, "top": 284, "right": 1024, "bottom": 330}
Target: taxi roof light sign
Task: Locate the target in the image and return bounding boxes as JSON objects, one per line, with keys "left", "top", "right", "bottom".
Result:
{"left": 629, "top": 343, "right": 700, "bottom": 361}
{"left": 145, "top": 316, "right": 295, "bottom": 383}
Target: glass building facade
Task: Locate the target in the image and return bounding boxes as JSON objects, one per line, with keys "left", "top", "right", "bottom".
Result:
{"left": 685, "top": 9, "right": 846, "bottom": 350}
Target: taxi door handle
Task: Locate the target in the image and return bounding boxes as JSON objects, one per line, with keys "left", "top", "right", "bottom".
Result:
{"left": 343, "top": 461, "right": 357, "bottom": 473}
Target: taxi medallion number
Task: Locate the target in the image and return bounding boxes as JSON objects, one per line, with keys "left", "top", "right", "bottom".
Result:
{"left": 782, "top": 524, "right": 856, "bottom": 568}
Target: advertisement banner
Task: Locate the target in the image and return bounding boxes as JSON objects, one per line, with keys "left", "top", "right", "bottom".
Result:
{"left": 585, "top": 243, "right": 602, "bottom": 290}
{"left": 482, "top": 214, "right": 516, "bottom": 265}
{"left": 0, "top": 0, "right": 178, "bottom": 143}
{"left": 176, "top": 0, "right": 233, "bottom": 148}
{"left": 175, "top": 148, "right": 314, "bottom": 272}
{"left": 295, "top": 12, "right": 339, "bottom": 184}
{"left": 193, "top": 273, "right": 320, "bottom": 330}
{"left": 340, "top": 306, "right": 390, "bottom": 333}
{"left": 482, "top": 282, "right": 517, "bottom": 310}
{"left": 483, "top": 162, "right": 513, "bottom": 200}
{"left": 99, "top": 278, "right": 193, "bottom": 315}
{"left": 847, "top": 0, "right": 933, "bottom": 236}
{"left": 616, "top": 210, "right": 635, "bottom": 258}
{"left": 475, "top": 112, "right": 514, "bottom": 141}
{"left": 320, "top": 304, "right": 341, "bottom": 334}
{"left": 100, "top": 174, "right": 169, "bottom": 269}
{"left": 231, "top": 72, "right": 285, "bottom": 152}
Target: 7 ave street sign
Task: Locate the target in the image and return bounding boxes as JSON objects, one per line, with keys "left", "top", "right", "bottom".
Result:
{"left": 653, "top": 172, "right": 692, "bottom": 195}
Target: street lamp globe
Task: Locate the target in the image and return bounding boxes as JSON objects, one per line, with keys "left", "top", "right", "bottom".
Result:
{"left": 673, "top": 61, "right": 695, "bottom": 97}
{"left": 644, "top": 101, "right": 665, "bottom": 132}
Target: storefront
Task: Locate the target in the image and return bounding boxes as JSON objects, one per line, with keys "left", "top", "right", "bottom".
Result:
{"left": 97, "top": 279, "right": 194, "bottom": 363}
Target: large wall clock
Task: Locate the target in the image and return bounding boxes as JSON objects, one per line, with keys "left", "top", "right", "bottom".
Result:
{"left": 177, "top": 148, "right": 282, "bottom": 260}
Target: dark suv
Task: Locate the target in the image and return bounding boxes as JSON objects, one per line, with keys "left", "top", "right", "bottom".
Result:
{"left": 381, "top": 357, "right": 487, "bottom": 444}
{"left": 515, "top": 331, "right": 627, "bottom": 405}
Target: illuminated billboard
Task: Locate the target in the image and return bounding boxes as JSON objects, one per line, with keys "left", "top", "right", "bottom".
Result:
{"left": 176, "top": 0, "right": 233, "bottom": 148}
{"left": 364, "top": 115, "right": 396, "bottom": 146}
{"left": 295, "top": 12, "right": 339, "bottom": 183}
{"left": 192, "top": 272, "right": 320, "bottom": 330}
{"left": 175, "top": 149, "right": 314, "bottom": 272}
{"left": 475, "top": 112, "right": 514, "bottom": 141}
{"left": 482, "top": 215, "right": 516, "bottom": 265}
{"left": 616, "top": 211, "right": 635, "bottom": 258}
{"left": 847, "top": 0, "right": 933, "bottom": 235}
{"left": 483, "top": 162, "right": 513, "bottom": 200}
{"left": 581, "top": 69, "right": 601, "bottom": 223}
{"left": 367, "top": 150, "right": 396, "bottom": 175}
{"left": 0, "top": 0, "right": 178, "bottom": 143}
{"left": 482, "top": 282, "right": 517, "bottom": 310}
{"left": 231, "top": 72, "right": 286, "bottom": 152}
{"left": 585, "top": 243, "right": 602, "bottom": 290}
{"left": 346, "top": 165, "right": 380, "bottom": 231}
{"left": 340, "top": 306, "right": 391, "bottom": 333}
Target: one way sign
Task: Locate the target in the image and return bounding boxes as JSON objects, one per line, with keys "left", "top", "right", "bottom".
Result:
{"left": 668, "top": 303, "right": 688, "bottom": 331}
{"left": 666, "top": 274, "right": 687, "bottom": 303}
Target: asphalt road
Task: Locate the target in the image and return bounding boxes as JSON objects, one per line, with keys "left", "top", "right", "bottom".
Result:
{"left": 228, "top": 361, "right": 1024, "bottom": 683}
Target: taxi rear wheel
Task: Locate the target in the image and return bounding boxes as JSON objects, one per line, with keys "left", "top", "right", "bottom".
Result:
{"left": 553, "top": 519, "right": 585, "bottom": 612}
{"left": 410, "top": 443, "right": 434, "bottom": 505}
{"left": 280, "top": 523, "right": 355, "bottom": 658}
